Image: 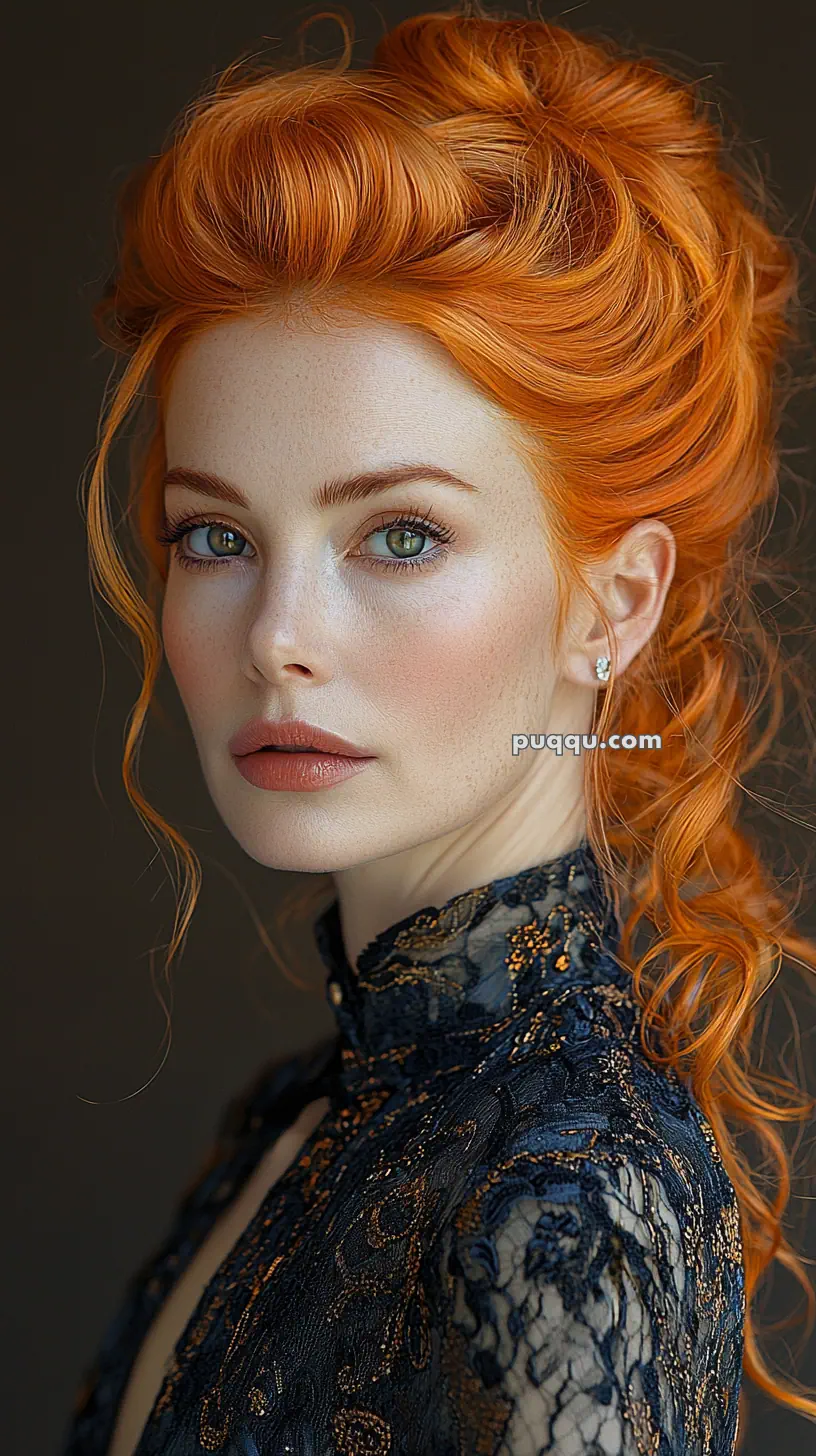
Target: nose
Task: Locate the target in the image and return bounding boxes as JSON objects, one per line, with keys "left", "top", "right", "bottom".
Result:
{"left": 241, "top": 557, "right": 335, "bottom": 687}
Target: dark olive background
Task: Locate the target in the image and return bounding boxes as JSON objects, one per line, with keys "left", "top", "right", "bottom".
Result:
{"left": 5, "top": 2, "right": 815, "bottom": 1452}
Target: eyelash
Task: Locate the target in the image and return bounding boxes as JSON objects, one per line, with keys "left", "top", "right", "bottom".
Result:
{"left": 154, "top": 506, "right": 457, "bottom": 575}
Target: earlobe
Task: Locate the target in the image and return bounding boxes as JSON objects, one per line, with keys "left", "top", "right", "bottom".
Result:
{"left": 570, "top": 520, "right": 676, "bottom": 689}
{"left": 559, "top": 638, "right": 615, "bottom": 689}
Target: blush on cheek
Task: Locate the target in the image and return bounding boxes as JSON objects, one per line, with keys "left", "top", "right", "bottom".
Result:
{"left": 361, "top": 578, "right": 543, "bottom": 737}
{"left": 161, "top": 595, "right": 230, "bottom": 709}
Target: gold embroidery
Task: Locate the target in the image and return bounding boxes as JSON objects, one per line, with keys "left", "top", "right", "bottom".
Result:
{"left": 332, "top": 1406, "right": 392, "bottom": 1454}
{"left": 626, "top": 1396, "right": 660, "bottom": 1455}
{"left": 247, "top": 1385, "right": 269, "bottom": 1416}
{"left": 92, "top": 847, "right": 742, "bottom": 1456}
{"left": 439, "top": 1312, "right": 512, "bottom": 1456}
{"left": 199, "top": 1388, "right": 230, "bottom": 1451}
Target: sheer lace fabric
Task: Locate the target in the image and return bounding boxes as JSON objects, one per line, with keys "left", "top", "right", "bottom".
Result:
{"left": 61, "top": 842, "right": 744, "bottom": 1455}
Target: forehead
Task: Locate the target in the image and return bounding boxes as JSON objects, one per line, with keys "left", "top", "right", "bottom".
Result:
{"left": 162, "top": 309, "right": 528, "bottom": 494}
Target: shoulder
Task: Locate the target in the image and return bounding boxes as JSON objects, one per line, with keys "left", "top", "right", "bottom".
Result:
{"left": 215, "top": 1032, "right": 338, "bottom": 1141}
{"left": 458, "top": 977, "right": 742, "bottom": 1249}
{"left": 455, "top": 1032, "right": 744, "bottom": 1290}
{"left": 175, "top": 1033, "right": 339, "bottom": 1213}
{"left": 438, "top": 1044, "right": 745, "bottom": 1454}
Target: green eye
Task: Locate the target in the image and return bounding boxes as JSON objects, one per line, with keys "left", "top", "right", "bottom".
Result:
{"left": 155, "top": 515, "right": 256, "bottom": 571}
{"left": 381, "top": 527, "right": 427, "bottom": 558}
{"left": 358, "top": 509, "right": 456, "bottom": 574}
{"left": 187, "top": 523, "right": 250, "bottom": 558}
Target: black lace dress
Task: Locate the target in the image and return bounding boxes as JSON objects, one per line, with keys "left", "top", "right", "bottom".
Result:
{"left": 60, "top": 840, "right": 745, "bottom": 1455}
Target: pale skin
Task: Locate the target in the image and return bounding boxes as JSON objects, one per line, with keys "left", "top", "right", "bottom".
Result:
{"left": 108, "top": 303, "right": 676, "bottom": 1455}
{"left": 160, "top": 304, "right": 676, "bottom": 965}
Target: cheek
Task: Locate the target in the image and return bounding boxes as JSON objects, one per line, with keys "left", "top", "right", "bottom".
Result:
{"left": 359, "top": 562, "right": 556, "bottom": 736}
{"left": 161, "top": 582, "right": 234, "bottom": 710}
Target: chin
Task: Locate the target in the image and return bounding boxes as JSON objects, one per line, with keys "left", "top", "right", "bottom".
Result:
{"left": 239, "top": 830, "right": 370, "bottom": 875}
{"left": 201, "top": 782, "right": 382, "bottom": 876}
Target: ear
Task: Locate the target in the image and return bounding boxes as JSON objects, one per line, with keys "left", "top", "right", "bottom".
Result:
{"left": 561, "top": 519, "right": 677, "bottom": 689}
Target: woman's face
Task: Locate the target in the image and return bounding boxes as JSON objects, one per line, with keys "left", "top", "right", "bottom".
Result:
{"left": 161, "top": 307, "right": 590, "bottom": 875}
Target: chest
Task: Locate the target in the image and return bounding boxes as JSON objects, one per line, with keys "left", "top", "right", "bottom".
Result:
{"left": 105, "top": 1095, "right": 330, "bottom": 1456}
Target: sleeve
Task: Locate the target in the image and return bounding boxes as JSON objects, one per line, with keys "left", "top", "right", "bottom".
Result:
{"left": 442, "top": 1151, "right": 703, "bottom": 1456}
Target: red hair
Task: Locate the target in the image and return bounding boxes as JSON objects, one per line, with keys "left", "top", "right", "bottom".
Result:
{"left": 83, "top": 3, "right": 816, "bottom": 1435}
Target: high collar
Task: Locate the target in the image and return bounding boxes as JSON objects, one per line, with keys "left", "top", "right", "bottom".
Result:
{"left": 313, "top": 839, "right": 628, "bottom": 1072}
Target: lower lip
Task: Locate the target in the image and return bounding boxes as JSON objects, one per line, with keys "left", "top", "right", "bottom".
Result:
{"left": 232, "top": 749, "right": 375, "bottom": 792}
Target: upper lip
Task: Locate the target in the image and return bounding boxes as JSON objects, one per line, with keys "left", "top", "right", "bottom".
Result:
{"left": 229, "top": 717, "right": 373, "bottom": 758}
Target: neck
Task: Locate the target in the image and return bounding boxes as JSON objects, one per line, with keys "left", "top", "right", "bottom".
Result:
{"left": 313, "top": 835, "right": 627, "bottom": 1080}
{"left": 332, "top": 798, "right": 588, "bottom": 972}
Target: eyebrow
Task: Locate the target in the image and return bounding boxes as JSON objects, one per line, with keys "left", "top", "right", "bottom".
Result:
{"left": 161, "top": 463, "right": 480, "bottom": 510}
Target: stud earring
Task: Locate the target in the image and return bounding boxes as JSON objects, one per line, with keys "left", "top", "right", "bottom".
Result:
{"left": 595, "top": 655, "right": 611, "bottom": 682}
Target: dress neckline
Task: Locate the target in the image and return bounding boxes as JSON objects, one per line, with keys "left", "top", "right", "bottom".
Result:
{"left": 313, "top": 837, "right": 627, "bottom": 1070}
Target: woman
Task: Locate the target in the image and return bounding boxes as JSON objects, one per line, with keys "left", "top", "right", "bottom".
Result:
{"left": 61, "top": 5, "right": 816, "bottom": 1453}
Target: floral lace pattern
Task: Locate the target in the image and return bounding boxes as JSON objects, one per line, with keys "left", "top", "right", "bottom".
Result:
{"left": 60, "top": 841, "right": 744, "bottom": 1454}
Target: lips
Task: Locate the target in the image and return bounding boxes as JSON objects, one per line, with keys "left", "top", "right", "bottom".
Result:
{"left": 255, "top": 745, "right": 342, "bottom": 754}
{"left": 233, "top": 744, "right": 374, "bottom": 792}
{"left": 228, "top": 716, "right": 372, "bottom": 759}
